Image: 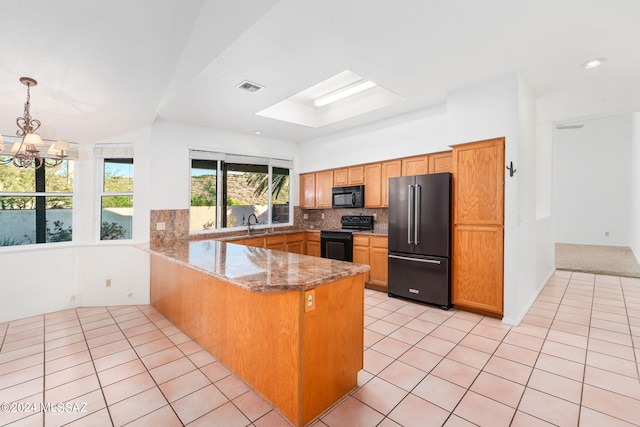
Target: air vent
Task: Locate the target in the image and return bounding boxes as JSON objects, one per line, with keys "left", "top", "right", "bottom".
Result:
{"left": 236, "top": 81, "right": 264, "bottom": 93}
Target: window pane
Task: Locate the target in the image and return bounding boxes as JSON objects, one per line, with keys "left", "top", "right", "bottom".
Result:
{"left": 45, "top": 160, "right": 74, "bottom": 193}
{"left": 225, "top": 163, "right": 268, "bottom": 228}
{"left": 0, "top": 158, "right": 36, "bottom": 192}
{"left": 191, "top": 159, "right": 217, "bottom": 231}
{"left": 104, "top": 158, "right": 133, "bottom": 192}
{"left": 0, "top": 196, "right": 73, "bottom": 246}
{"left": 45, "top": 197, "right": 73, "bottom": 243}
{"left": 101, "top": 196, "right": 133, "bottom": 240}
{"left": 272, "top": 168, "right": 290, "bottom": 224}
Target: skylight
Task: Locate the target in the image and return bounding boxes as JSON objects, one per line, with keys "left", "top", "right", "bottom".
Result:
{"left": 256, "top": 70, "right": 405, "bottom": 128}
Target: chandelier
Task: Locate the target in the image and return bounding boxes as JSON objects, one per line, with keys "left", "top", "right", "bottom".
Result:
{"left": 0, "top": 77, "right": 72, "bottom": 169}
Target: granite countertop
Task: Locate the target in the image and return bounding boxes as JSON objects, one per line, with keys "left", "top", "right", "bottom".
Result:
{"left": 141, "top": 239, "right": 370, "bottom": 292}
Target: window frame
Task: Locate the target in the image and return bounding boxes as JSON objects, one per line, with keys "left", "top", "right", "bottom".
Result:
{"left": 189, "top": 150, "right": 293, "bottom": 234}
{"left": 95, "top": 144, "right": 134, "bottom": 243}
{"left": 0, "top": 142, "right": 75, "bottom": 248}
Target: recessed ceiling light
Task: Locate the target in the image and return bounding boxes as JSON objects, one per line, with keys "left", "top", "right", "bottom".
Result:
{"left": 581, "top": 58, "right": 606, "bottom": 69}
{"left": 312, "top": 79, "right": 377, "bottom": 107}
{"left": 254, "top": 131, "right": 262, "bottom": 135}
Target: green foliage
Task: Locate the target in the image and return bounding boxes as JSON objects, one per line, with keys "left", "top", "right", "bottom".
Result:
{"left": 101, "top": 222, "right": 126, "bottom": 240}
{"left": 102, "top": 195, "right": 133, "bottom": 208}
{"left": 245, "top": 173, "right": 290, "bottom": 201}
{"left": 46, "top": 220, "right": 73, "bottom": 242}
{"left": 0, "top": 235, "right": 31, "bottom": 246}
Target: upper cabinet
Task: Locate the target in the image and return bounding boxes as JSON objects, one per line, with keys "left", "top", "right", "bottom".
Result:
{"left": 401, "top": 155, "right": 429, "bottom": 176}
{"left": 301, "top": 150, "right": 452, "bottom": 209}
{"left": 299, "top": 173, "right": 316, "bottom": 209}
{"left": 428, "top": 151, "right": 453, "bottom": 174}
{"left": 300, "top": 171, "right": 333, "bottom": 209}
{"left": 333, "top": 166, "right": 364, "bottom": 186}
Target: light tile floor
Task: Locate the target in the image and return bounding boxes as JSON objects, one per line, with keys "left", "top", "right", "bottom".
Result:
{"left": 1, "top": 270, "right": 639, "bottom": 426}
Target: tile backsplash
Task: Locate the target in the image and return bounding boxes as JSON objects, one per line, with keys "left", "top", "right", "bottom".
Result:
{"left": 294, "top": 207, "right": 388, "bottom": 233}
{"left": 150, "top": 206, "right": 388, "bottom": 244}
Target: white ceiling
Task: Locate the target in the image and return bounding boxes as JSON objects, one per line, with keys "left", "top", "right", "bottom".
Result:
{"left": 1, "top": 0, "right": 639, "bottom": 143}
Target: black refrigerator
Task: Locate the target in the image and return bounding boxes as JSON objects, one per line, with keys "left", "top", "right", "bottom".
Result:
{"left": 387, "top": 173, "right": 452, "bottom": 309}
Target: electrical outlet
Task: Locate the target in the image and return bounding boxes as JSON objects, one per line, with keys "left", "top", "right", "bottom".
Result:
{"left": 304, "top": 289, "right": 315, "bottom": 312}
{"left": 156, "top": 222, "right": 166, "bottom": 231}
{"left": 372, "top": 213, "right": 377, "bottom": 220}
{"left": 303, "top": 213, "right": 309, "bottom": 220}
{"left": 106, "top": 279, "right": 111, "bottom": 287}
{"left": 321, "top": 213, "right": 325, "bottom": 219}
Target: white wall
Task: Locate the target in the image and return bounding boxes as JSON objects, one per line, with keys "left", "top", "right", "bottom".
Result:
{"left": 446, "top": 74, "right": 553, "bottom": 325}
{"left": 150, "top": 120, "right": 299, "bottom": 208}
{"left": 553, "top": 114, "right": 633, "bottom": 246}
{"left": 630, "top": 112, "right": 640, "bottom": 258}
{"left": 298, "top": 106, "right": 448, "bottom": 173}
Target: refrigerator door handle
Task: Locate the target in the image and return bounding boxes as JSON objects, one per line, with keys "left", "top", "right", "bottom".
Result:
{"left": 414, "top": 184, "right": 421, "bottom": 244}
{"left": 389, "top": 254, "right": 442, "bottom": 264}
{"left": 407, "top": 184, "right": 414, "bottom": 244}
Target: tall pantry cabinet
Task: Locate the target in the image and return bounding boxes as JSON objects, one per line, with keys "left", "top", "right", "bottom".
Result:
{"left": 451, "top": 138, "right": 505, "bottom": 317}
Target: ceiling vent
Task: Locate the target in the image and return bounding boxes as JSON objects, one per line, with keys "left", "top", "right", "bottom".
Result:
{"left": 236, "top": 81, "right": 264, "bottom": 93}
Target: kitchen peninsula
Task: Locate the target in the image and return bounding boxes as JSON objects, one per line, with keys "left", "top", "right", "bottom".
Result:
{"left": 145, "top": 237, "right": 369, "bottom": 426}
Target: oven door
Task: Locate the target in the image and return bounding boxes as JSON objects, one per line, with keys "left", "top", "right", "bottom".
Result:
{"left": 320, "top": 231, "right": 353, "bottom": 262}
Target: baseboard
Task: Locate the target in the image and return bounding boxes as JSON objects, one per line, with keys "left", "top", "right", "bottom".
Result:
{"left": 502, "top": 268, "right": 555, "bottom": 327}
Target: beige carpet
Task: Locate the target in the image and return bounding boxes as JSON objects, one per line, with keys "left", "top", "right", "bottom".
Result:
{"left": 555, "top": 243, "right": 640, "bottom": 278}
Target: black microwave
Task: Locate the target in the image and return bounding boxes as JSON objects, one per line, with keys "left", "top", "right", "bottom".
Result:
{"left": 332, "top": 185, "right": 365, "bottom": 208}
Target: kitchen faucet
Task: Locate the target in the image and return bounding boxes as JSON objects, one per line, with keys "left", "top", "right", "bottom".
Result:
{"left": 247, "top": 213, "right": 258, "bottom": 234}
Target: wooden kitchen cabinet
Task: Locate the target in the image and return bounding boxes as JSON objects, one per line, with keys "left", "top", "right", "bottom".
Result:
{"left": 381, "top": 160, "right": 401, "bottom": 207}
{"left": 402, "top": 155, "right": 429, "bottom": 176}
{"left": 265, "top": 234, "right": 285, "bottom": 250}
{"left": 284, "top": 233, "right": 305, "bottom": 254}
{"left": 240, "top": 236, "right": 265, "bottom": 248}
{"left": 300, "top": 173, "right": 316, "bottom": 209}
{"left": 451, "top": 138, "right": 505, "bottom": 317}
{"left": 428, "top": 151, "right": 453, "bottom": 174}
{"left": 353, "top": 234, "right": 388, "bottom": 291}
{"left": 300, "top": 171, "right": 333, "bottom": 209}
{"left": 316, "top": 170, "right": 333, "bottom": 208}
{"left": 353, "top": 235, "right": 370, "bottom": 283}
{"left": 306, "top": 232, "right": 320, "bottom": 256}
{"left": 368, "top": 236, "right": 388, "bottom": 290}
{"left": 333, "top": 166, "right": 364, "bottom": 186}
{"left": 364, "top": 160, "right": 401, "bottom": 208}
{"left": 364, "top": 163, "right": 382, "bottom": 207}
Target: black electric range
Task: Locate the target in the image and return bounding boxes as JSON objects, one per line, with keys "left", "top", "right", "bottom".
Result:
{"left": 320, "top": 215, "right": 374, "bottom": 261}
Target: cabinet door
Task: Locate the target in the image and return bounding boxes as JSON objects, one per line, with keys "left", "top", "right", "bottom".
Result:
{"left": 364, "top": 163, "right": 382, "bottom": 207}
{"left": 353, "top": 244, "right": 370, "bottom": 283}
{"left": 284, "top": 233, "right": 305, "bottom": 254}
{"left": 306, "top": 232, "right": 321, "bottom": 256}
{"left": 347, "top": 166, "right": 364, "bottom": 184}
{"left": 402, "top": 155, "right": 429, "bottom": 176}
{"left": 428, "top": 151, "right": 453, "bottom": 174}
{"left": 333, "top": 168, "right": 348, "bottom": 186}
{"left": 381, "top": 160, "right": 402, "bottom": 207}
{"left": 453, "top": 139, "right": 504, "bottom": 225}
{"left": 316, "top": 170, "right": 334, "bottom": 208}
{"left": 265, "top": 235, "right": 285, "bottom": 251}
{"left": 369, "top": 238, "right": 388, "bottom": 289}
{"left": 300, "top": 173, "right": 316, "bottom": 208}
{"left": 452, "top": 137, "right": 505, "bottom": 317}
{"left": 452, "top": 225, "right": 503, "bottom": 315}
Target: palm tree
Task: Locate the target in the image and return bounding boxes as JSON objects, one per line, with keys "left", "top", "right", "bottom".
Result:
{"left": 246, "top": 172, "right": 289, "bottom": 200}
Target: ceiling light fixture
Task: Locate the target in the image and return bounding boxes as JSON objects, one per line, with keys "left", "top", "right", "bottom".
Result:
{"left": 581, "top": 58, "right": 606, "bottom": 69}
{"left": 0, "top": 77, "right": 73, "bottom": 169}
{"left": 313, "top": 79, "right": 377, "bottom": 108}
